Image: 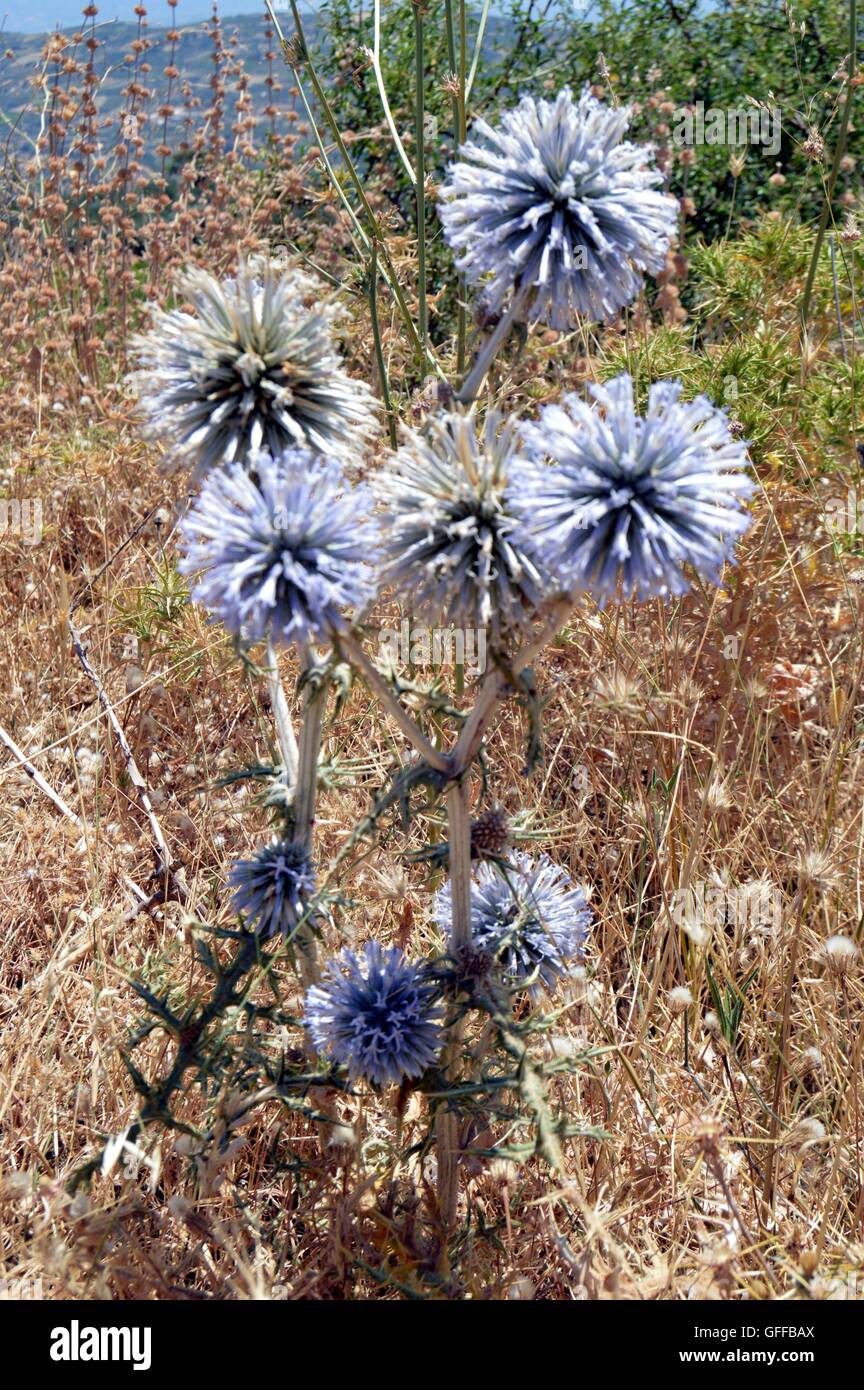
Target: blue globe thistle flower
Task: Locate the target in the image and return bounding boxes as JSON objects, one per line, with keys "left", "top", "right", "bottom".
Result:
{"left": 508, "top": 375, "right": 754, "bottom": 602}
{"left": 130, "top": 262, "right": 377, "bottom": 474}
{"left": 438, "top": 86, "right": 678, "bottom": 328}
{"left": 228, "top": 838, "right": 316, "bottom": 938}
{"left": 304, "top": 942, "right": 444, "bottom": 1087}
{"left": 178, "top": 447, "right": 380, "bottom": 647}
{"left": 373, "top": 410, "right": 551, "bottom": 641}
{"left": 436, "top": 851, "right": 592, "bottom": 995}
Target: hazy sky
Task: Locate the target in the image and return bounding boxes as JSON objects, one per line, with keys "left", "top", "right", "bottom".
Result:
{"left": 2, "top": 1, "right": 292, "bottom": 33}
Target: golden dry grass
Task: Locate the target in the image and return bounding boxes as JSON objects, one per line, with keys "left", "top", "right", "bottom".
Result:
{"left": 2, "top": 375, "right": 864, "bottom": 1299}
{"left": 1, "top": 5, "right": 863, "bottom": 1299}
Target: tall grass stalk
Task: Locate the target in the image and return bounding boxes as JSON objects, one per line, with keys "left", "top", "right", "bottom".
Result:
{"left": 265, "top": 0, "right": 435, "bottom": 372}
{"left": 800, "top": 0, "right": 857, "bottom": 329}
{"left": 413, "top": 1, "right": 429, "bottom": 348}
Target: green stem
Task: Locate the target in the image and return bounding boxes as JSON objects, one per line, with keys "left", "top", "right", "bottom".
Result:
{"left": 266, "top": 0, "right": 435, "bottom": 373}
{"left": 444, "top": 0, "right": 467, "bottom": 372}
{"left": 368, "top": 246, "right": 398, "bottom": 447}
{"left": 456, "top": 290, "right": 528, "bottom": 403}
{"left": 457, "top": 0, "right": 468, "bottom": 371}
{"left": 293, "top": 651, "right": 327, "bottom": 989}
{"left": 413, "top": 2, "right": 428, "bottom": 349}
{"left": 800, "top": 0, "right": 857, "bottom": 330}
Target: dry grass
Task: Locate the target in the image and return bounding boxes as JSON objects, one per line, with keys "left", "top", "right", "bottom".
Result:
{"left": 2, "top": 4, "right": 864, "bottom": 1305}
{"left": 2, "top": 396, "right": 864, "bottom": 1300}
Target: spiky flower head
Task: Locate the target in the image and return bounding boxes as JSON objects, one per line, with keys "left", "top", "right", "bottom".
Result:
{"left": 470, "top": 806, "right": 512, "bottom": 860}
{"left": 130, "top": 261, "right": 377, "bottom": 474}
{"left": 304, "top": 942, "right": 443, "bottom": 1088}
{"left": 228, "top": 838, "right": 316, "bottom": 938}
{"left": 438, "top": 86, "right": 678, "bottom": 328}
{"left": 178, "top": 447, "right": 380, "bottom": 648}
{"left": 373, "top": 410, "right": 551, "bottom": 641}
{"left": 436, "top": 850, "right": 592, "bottom": 995}
{"left": 508, "top": 375, "right": 754, "bottom": 602}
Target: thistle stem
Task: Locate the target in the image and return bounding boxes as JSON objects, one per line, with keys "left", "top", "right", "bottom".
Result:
{"left": 456, "top": 292, "right": 528, "bottom": 403}
{"left": 435, "top": 778, "right": 472, "bottom": 1238}
{"left": 367, "top": 246, "right": 398, "bottom": 448}
{"left": 335, "top": 627, "right": 452, "bottom": 773}
{"left": 450, "top": 593, "right": 575, "bottom": 773}
{"left": 265, "top": 640, "right": 299, "bottom": 787}
{"left": 443, "top": 0, "right": 467, "bottom": 372}
{"left": 800, "top": 0, "right": 857, "bottom": 331}
{"left": 293, "top": 652, "right": 327, "bottom": 988}
{"left": 445, "top": 777, "right": 473, "bottom": 948}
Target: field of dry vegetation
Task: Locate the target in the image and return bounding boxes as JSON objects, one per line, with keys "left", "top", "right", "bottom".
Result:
{"left": 2, "top": 0, "right": 864, "bottom": 1302}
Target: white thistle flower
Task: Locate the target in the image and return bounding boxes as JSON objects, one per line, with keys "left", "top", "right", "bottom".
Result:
{"left": 130, "top": 261, "right": 378, "bottom": 474}
{"left": 373, "top": 410, "right": 552, "bottom": 641}
{"left": 439, "top": 86, "right": 678, "bottom": 327}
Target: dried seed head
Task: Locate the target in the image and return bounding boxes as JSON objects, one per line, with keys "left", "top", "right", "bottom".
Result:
{"left": 705, "top": 777, "right": 734, "bottom": 812}
{"left": 802, "top": 1046, "right": 823, "bottom": 1072}
{"left": 667, "top": 985, "right": 694, "bottom": 1015}
{"left": 819, "top": 934, "right": 859, "bottom": 976}
{"left": 796, "top": 847, "right": 836, "bottom": 891}
{"left": 803, "top": 128, "right": 824, "bottom": 161}
{"left": 787, "top": 1117, "right": 826, "bottom": 1153}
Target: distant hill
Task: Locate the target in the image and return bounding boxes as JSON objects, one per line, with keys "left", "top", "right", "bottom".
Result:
{"left": 1, "top": 3, "right": 289, "bottom": 36}
{"left": 0, "top": 10, "right": 316, "bottom": 159}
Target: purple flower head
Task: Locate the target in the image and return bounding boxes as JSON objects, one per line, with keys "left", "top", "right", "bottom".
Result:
{"left": 129, "top": 261, "right": 377, "bottom": 474}
{"left": 508, "top": 374, "right": 754, "bottom": 601}
{"left": 436, "top": 850, "right": 592, "bottom": 996}
{"left": 228, "top": 838, "right": 316, "bottom": 939}
{"left": 438, "top": 86, "right": 678, "bottom": 328}
{"left": 373, "top": 410, "right": 552, "bottom": 641}
{"left": 304, "top": 942, "right": 444, "bottom": 1087}
{"left": 179, "top": 447, "right": 380, "bottom": 647}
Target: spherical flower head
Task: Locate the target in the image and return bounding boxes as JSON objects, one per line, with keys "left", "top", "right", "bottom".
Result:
{"left": 819, "top": 934, "right": 858, "bottom": 977}
{"left": 438, "top": 86, "right": 678, "bottom": 328}
{"left": 373, "top": 410, "right": 552, "bottom": 641}
{"left": 179, "top": 447, "right": 380, "bottom": 648}
{"left": 508, "top": 374, "right": 755, "bottom": 602}
{"left": 129, "top": 261, "right": 377, "bottom": 474}
{"left": 436, "top": 850, "right": 592, "bottom": 996}
{"left": 304, "top": 942, "right": 444, "bottom": 1087}
{"left": 228, "top": 838, "right": 316, "bottom": 938}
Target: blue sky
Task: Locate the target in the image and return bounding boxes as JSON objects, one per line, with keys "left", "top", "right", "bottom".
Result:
{"left": 2, "top": 1, "right": 293, "bottom": 33}
{"left": 2, "top": 0, "right": 595, "bottom": 35}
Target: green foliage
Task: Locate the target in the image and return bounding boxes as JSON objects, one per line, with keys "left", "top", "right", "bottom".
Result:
{"left": 706, "top": 959, "right": 758, "bottom": 1052}
{"left": 316, "top": 0, "right": 859, "bottom": 290}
